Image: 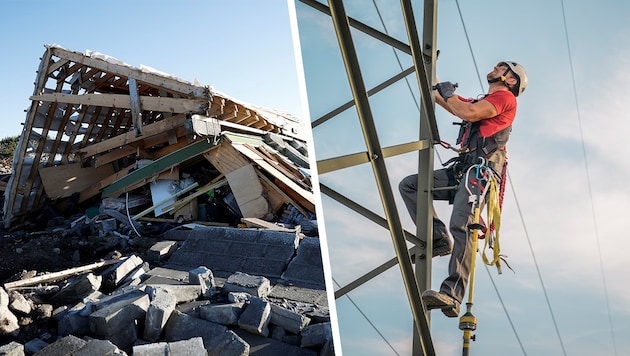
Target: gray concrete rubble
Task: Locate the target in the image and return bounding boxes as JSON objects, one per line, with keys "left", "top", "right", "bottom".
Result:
{"left": 0, "top": 341, "right": 23, "bottom": 356}
{"left": 237, "top": 297, "right": 272, "bottom": 337}
{"left": 224, "top": 272, "right": 272, "bottom": 298}
{"left": 133, "top": 337, "right": 206, "bottom": 356}
{"left": 0, "top": 227, "right": 334, "bottom": 355}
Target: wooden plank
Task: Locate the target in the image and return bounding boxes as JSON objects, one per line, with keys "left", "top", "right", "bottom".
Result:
{"left": 255, "top": 169, "right": 311, "bottom": 217}
{"left": 203, "top": 140, "right": 250, "bottom": 174}
{"left": 49, "top": 46, "right": 207, "bottom": 97}
{"left": 39, "top": 163, "right": 115, "bottom": 199}
{"left": 105, "top": 166, "right": 180, "bottom": 199}
{"left": 225, "top": 164, "right": 269, "bottom": 219}
{"left": 30, "top": 93, "right": 207, "bottom": 114}
{"left": 94, "top": 146, "right": 147, "bottom": 168}
{"left": 128, "top": 78, "right": 143, "bottom": 136}
{"left": 3, "top": 257, "right": 124, "bottom": 290}
{"left": 163, "top": 176, "right": 227, "bottom": 213}
{"left": 241, "top": 217, "right": 295, "bottom": 232}
{"left": 231, "top": 143, "right": 314, "bottom": 206}
{"left": 79, "top": 164, "right": 135, "bottom": 202}
{"left": 80, "top": 113, "right": 186, "bottom": 157}
{"left": 101, "top": 138, "right": 219, "bottom": 197}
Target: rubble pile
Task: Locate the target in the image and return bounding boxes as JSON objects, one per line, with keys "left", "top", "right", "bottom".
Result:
{"left": 0, "top": 45, "right": 333, "bottom": 355}
{"left": 0, "top": 222, "right": 332, "bottom": 355}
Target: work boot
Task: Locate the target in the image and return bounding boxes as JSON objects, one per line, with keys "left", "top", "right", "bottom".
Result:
{"left": 432, "top": 238, "right": 452, "bottom": 257}
{"left": 422, "top": 290, "right": 460, "bottom": 318}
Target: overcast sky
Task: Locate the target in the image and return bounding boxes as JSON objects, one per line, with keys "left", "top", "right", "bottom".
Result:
{"left": 295, "top": 0, "right": 630, "bottom": 355}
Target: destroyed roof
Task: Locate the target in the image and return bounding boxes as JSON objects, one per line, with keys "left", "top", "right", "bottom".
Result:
{"left": 2, "top": 45, "right": 311, "bottom": 228}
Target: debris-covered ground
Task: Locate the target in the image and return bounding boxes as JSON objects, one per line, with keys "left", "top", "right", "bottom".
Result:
{"left": 0, "top": 45, "right": 332, "bottom": 355}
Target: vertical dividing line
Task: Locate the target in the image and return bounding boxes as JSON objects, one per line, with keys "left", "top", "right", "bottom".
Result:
{"left": 327, "top": 0, "right": 435, "bottom": 354}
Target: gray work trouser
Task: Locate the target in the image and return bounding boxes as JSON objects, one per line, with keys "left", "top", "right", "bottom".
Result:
{"left": 399, "top": 168, "right": 486, "bottom": 303}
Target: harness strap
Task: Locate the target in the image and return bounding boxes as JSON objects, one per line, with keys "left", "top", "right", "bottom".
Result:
{"left": 479, "top": 159, "right": 513, "bottom": 274}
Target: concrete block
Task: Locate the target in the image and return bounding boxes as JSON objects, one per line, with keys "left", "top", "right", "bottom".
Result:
{"left": 198, "top": 303, "right": 244, "bottom": 326}
{"left": 300, "top": 322, "right": 332, "bottom": 348}
{"left": 224, "top": 272, "right": 271, "bottom": 298}
{"left": 189, "top": 266, "right": 216, "bottom": 298}
{"left": 142, "top": 275, "right": 201, "bottom": 303}
{"left": 167, "top": 337, "right": 207, "bottom": 356}
{"left": 147, "top": 240, "right": 178, "bottom": 263}
{"left": 175, "top": 300, "right": 210, "bottom": 318}
{"left": 269, "top": 324, "right": 286, "bottom": 341}
{"left": 0, "top": 288, "right": 9, "bottom": 307}
{"left": 145, "top": 267, "right": 189, "bottom": 282}
{"left": 73, "top": 339, "right": 126, "bottom": 356}
{"left": 132, "top": 342, "right": 168, "bottom": 356}
{"left": 101, "top": 255, "right": 144, "bottom": 290}
{"left": 0, "top": 341, "right": 24, "bottom": 356}
{"left": 235, "top": 328, "right": 317, "bottom": 356}
{"left": 0, "top": 305, "right": 19, "bottom": 337}
{"left": 89, "top": 291, "right": 149, "bottom": 349}
{"left": 164, "top": 310, "right": 249, "bottom": 356}
{"left": 33, "top": 335, "right": 86, "bottom": 356}
{"left": 57, "top": 302, "right": 93, "bottom": 337}
{"left": 24, "top": 339, "right": 49, "bottom": 355}
{"left": 143, "top": 287, "right": 176, "bottom": 341}
{"left": 281, "top": 237, "right": 325, "bottom": 289}
{"left": 8, "top": 291, "right": 31, "bottom": 315}
{"left": 238, "top": 297, "right": 271, "bottom": 337}
{"left": 270, "top": 303, "right": 310, "bottom": 334}
{"left": 269, "top": 284, "right": 328, "bottom": 306}
{"left": 50, "top": 273, "right": 102, "bottom": 304}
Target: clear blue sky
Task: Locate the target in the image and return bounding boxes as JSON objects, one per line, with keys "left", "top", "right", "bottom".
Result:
{"left": 296, "top": 0, "right": 630, "bottom": 355}
{"left": 0, "top": 0, "right": 305, "bottom": 139}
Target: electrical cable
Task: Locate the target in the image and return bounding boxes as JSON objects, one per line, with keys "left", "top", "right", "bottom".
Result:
{"left": 559, "top": 1, "right": 618, "bottom": 354}
{"left": 452, "top": 2, "right": 530, "bottom": 354}
{"left": 333, "top": 277, "right": 400, "bottom": 355}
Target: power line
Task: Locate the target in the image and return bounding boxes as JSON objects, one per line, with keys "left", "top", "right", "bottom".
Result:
{"left": 452, "top": 0, "right": 532, "bottom": 352}
{"left": 559, "top": 0, "right": 617, "bottom": 354}
{"left": 333, "top": 277, "right": 400, "bottom": 355}
{"left": 453, "top": 1, "right": 567, "bottom": 354}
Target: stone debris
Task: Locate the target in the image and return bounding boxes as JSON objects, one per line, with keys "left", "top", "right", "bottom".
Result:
{"left": 0, "top": 45, "right": 334, "bottom": 355}
{"left": 0, "top": 232, "right": 333, "bottom": 355}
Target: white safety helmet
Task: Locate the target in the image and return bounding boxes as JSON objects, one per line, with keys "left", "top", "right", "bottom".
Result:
{"left": 504, "top": 61, "right": 528, "bottom": 97}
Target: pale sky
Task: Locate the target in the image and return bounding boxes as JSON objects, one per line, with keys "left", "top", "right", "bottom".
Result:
{"left": 296, "top": 0, "right": 630, "bottom": 355}
{"left": 0, "top": 0, "right": 305, "bottom": 139}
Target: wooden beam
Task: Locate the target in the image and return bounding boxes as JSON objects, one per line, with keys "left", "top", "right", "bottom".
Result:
{"left": 49, "top": 46, "right": 207, "bottom": 97}
{"left": 3, "top": 257, "right": 125, "bottom": 290}
{"left": 80, "top": 113, "right": 187, "bottom": 157}
{"left": 30, "top": 93, "right": 207, "bottom": 114}
{"left": 39, "top": 163, "right": 115, "bottom": 199}
{"left": 128, "top": 78, "right": 143, "bottom": 136}
{"left": 101, "top": 138, "right": 220, "bottom": 197}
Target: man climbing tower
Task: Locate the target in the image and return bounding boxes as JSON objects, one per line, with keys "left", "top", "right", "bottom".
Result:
{"left": 399, "top": 61, "right": 528, "bottom": 317}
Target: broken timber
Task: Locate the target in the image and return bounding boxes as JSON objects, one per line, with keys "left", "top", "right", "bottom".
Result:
{"left": 3, "top": 44, "right": 312, "bottom": 230}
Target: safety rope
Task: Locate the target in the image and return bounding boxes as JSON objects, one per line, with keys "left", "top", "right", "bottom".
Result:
{"left": 479, "top": 160, "right": 512, "bottom": 274}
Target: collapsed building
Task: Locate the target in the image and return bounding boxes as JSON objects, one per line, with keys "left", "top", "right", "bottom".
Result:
{"left": 0, "top": 45, "right": 332, "bottom": 355}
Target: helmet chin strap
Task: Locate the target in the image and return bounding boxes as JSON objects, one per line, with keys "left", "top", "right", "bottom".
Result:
{"left": 488, "top": 68, "right": 511, "bottom": 87}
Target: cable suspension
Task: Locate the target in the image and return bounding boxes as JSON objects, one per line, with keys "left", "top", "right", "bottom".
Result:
{"left": 559, "top": 0, "right": 617, "bottom": 354}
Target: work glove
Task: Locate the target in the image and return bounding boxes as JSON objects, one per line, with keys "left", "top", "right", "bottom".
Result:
{"left": 433, "top": 81, "right": 457, "bottom": 100}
